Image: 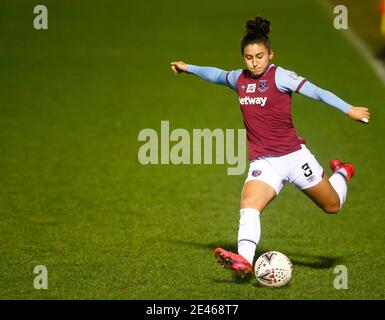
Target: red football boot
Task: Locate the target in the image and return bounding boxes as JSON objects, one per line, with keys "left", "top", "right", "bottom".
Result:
{"left": 329, "top": 159, "right": 355, "bottom": 180}
{"left": 214, "top": 247, "right": 253, "bottom": 279}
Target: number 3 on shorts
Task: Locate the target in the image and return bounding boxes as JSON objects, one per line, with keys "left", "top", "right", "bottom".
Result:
{"left": 301, "top": 163, "right": 313, "bottom": 177}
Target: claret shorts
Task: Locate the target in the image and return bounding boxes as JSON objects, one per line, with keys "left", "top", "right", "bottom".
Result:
{"left": 245, "top": 144, "right": 324, "bottom": 195}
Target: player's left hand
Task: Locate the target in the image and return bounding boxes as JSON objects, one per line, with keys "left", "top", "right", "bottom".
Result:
{"left": 347, "top": 106, "right": 370, "bottom": 124}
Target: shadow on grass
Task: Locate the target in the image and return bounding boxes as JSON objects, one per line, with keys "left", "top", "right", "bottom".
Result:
{"left": 168, "top": 239, "right": 345, "bottom": 287}
{"left": 287, "top": 253, "right": 343, "bottom": 269}
{"left": 212, "top": 274, "right": 253, "bottom": 285}
{"left": 169, "top": 239, "right": 344, "bottom": 270}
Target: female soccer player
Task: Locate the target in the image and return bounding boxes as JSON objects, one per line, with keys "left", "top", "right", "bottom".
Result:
{"left": 170, "top": 16, "right": 370, "bottom": 278}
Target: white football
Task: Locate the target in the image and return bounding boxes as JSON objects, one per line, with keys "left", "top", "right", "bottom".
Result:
{"left": 254, "top": 251, "right": 293, "bottom": 287}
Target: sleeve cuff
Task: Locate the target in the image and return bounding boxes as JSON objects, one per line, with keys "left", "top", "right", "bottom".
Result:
{"left": 295, "top": 79, "right": 307, "bottom": 93}
{"left": 225, "top": 72, "right": 233, "bottom": 89}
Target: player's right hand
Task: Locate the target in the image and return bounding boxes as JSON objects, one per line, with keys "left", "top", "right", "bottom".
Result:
{"left": 171, "top": 61, "right": 188, "bottom": 74}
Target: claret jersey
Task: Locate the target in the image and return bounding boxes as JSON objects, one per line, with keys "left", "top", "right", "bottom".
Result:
{"left": 226, "top": 64, "right": 307, "bottom": 160}
{"left": 187, "top": 62, "right": 351, "bottom": 160}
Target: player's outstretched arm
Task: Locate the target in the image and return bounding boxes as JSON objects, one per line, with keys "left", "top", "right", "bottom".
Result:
{"left": 170, "top": 61, "right": 237, "bottom": 88}
{"left": 298, "top": 81, "right": 371, "bottom": 124}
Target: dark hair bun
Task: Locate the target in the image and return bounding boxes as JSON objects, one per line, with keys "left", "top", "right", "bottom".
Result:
{"left": 246, "top": 16, "right": 271, "bottom": 36}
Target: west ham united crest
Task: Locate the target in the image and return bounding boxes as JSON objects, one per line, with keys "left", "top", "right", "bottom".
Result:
{"left": 258, "top": 80, "right": 269, "bottom": 93}
{"left": 251, "top": 169, "right": 262, "bottom": 177}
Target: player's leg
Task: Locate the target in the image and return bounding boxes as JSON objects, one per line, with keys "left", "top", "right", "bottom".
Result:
{"left": 301, "top": 174, "right": 341, "bottom": 213}
{"left": 303, "top": 159, "right": 354, "bottom": 213}
{"left": 214, "top": 160, "right": 282, "bottom": 278}
{"left": 237, "top": 179, "right": 276, "bottom": 263}
{"left": 291, "top": 146, "right": 354, "bottom": 213}
{"left": 214, "top": 180, "right": 276, "bottom": 278}
{"left": 240, "top": 179, "right": 277, "bottom": 211}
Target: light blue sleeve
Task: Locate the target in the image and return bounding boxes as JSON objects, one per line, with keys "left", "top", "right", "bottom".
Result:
{"left": 298, "top": 81, "right": 352, "bottom": 114}
{"left": 276, "top": 66, "right": 352, "bottom": 113}
{"left": 275, "top": 67, "right": 307, "bottom": 93}
{"left": 226, "top": 69, "right": 243, "bottom": 90}
{"left": 187, "top": 64, "right": 242, "bottom": 91}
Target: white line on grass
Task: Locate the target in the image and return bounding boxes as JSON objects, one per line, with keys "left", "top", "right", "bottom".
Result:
{"left": 318, "top": 0, "right": 385, "bottom": 87}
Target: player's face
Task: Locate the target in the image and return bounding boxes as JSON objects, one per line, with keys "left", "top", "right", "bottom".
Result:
{"left": 243, "top": 43, "right": 274, "bottom": 76}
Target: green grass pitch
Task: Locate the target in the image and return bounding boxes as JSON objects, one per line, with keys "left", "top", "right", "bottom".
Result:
{"left": 1, "top": 0, "right": 385, "bottom": 299}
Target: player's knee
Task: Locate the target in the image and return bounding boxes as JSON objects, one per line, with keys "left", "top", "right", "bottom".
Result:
{"left": 240, "top": 197, "right": 259, "bottom": 210}
{"left": 240, "top": 198, "right": 253, "bottom": 209}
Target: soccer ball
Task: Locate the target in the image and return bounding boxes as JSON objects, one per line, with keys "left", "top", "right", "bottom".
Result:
{"left": 254, "top": 251, "right": 292, "bottom": 287}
